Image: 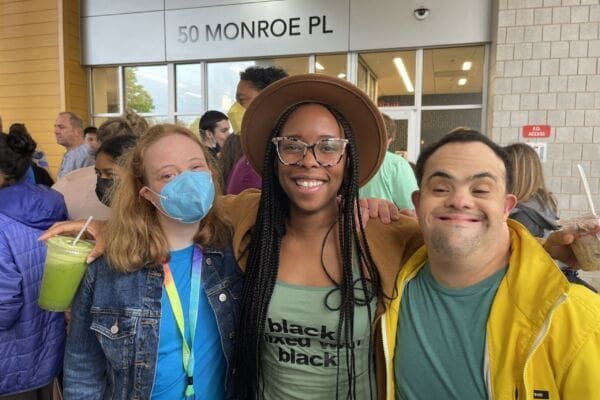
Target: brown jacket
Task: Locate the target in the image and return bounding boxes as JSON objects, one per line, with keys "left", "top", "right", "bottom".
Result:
{"left": 221, "top": 190, "right": 424, "bottom": 399}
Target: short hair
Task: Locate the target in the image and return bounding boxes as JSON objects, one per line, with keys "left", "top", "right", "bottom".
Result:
{"left": 415, "top": 128, "right": 513, "bottom": 192}
{"left": 0, "top": 125, "right": 36, "bottom": 186}
{"left": 504, "top": 142, "right": 557, "bottom": 212}
{"left": 239, "top": 66, "right": 288, "bottom": 91}
{"left": 96, "top": 117, "right": 135, "bottom": 143}
{"left": 84, "top": 126, "right": 97, "bottom": 135}
{"left": 382, "top": 113, "right": 396, "bottom": 142}
{"left": 59, "top": 112, "right": 84, "bottom": 131}
{"left": 199, "top": 110, "right": 228, "bottom": 139}
{"left": 96, "top": 134, "right": 138, "bottom": 164}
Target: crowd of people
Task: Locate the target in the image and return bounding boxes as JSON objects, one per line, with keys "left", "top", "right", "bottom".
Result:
{"left": 1, "top": 68, "right": 599, "bottom": 400}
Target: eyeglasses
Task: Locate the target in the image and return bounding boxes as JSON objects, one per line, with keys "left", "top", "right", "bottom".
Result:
{"left": 272, "top": 137, "right": 349, "bottom": 167}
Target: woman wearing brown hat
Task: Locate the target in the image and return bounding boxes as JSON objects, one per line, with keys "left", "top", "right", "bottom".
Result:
{"left": 226, "top": 74, "right": 423, "bottom": 399}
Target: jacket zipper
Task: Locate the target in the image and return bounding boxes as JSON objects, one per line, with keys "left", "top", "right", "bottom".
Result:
{"left": 521, "top": 293, "right": 568, "bottom": 397}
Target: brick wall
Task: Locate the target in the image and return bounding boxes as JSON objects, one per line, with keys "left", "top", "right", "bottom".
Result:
{"left": 488, "top": 0, "right": 600, "bottom": 288}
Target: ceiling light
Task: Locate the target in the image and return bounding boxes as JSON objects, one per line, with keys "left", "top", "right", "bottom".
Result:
{"left": 393, "top": 57, "right": 414, "bottom": 93}
{"left": 337, "top": 73, "right": 346, "bottom": 79}
{"left": 462, "top": 61, "right": 472, "bottom": 71}
{"left": 458, "top": 78, "right": 467, "bottom": 86}
{"left": 315, "top": 61, "right": 325, "bottom": 71}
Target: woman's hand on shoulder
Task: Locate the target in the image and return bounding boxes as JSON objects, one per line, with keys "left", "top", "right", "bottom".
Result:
{"left": 39, "top": 219, "right": 108, "bottom": 263}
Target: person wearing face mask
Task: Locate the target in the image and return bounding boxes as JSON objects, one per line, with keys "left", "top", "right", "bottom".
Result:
{"left": 199, "top": 111, "right": 231, "bottom": 159}
{"left": 226, "top": 66, "right": 288, "bottom": 195}
{"left": 93, "top": 134, "right": 137, "bottom": 207}
{"left": 62, "top": 124, "right": 240, "bottom": 400}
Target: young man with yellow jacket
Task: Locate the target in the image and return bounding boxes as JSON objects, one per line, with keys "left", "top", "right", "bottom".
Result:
{"left": 382, "top": 129, "right": 600, "bottom": 399}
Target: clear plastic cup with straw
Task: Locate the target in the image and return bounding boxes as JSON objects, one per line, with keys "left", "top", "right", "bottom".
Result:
{"left": 38, "top": 216, "right": 94, "bottom": 311}
{"left": 558, "top": 166, "right": 600, "bottom": 271}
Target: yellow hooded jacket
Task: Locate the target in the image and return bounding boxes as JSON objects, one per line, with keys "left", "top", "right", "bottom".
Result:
{"left": 381, "top": 220, "right": 600, "bottom": 399}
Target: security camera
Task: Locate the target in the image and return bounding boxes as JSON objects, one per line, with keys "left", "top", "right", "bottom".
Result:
{"left": 414, "top": 7, "right": 430, "bottom": 20}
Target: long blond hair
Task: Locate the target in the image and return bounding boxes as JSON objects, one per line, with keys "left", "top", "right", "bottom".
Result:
{"left": 106, "top": 124, "right": 231, "bottom": 272}
{"left": 504, "top": 142, "right": 557, "bottom": 212}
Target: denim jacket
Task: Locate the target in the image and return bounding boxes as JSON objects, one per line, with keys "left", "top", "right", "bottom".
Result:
{"left": 63, "top": 246, "right": 243, "bottom": 400}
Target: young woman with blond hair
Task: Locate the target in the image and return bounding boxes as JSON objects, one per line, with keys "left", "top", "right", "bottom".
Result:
{"left": 63, "top": 124, "right": 241, "bottom": 399}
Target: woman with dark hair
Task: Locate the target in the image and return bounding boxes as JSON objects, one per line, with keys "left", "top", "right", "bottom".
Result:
{"left": 8, "top": 123, "right": 54, "bottom": 187}
{"left": 0, "top": 130, "right": 68, "bottom": 398}
{"left": 229, "top": 74, "right": 422, "bottom": 399}
{"left": 93, "top": 134, "right": 137, "bottom": 206}
{"left": 199, "top": 110, "right": 231, "bottom": 158}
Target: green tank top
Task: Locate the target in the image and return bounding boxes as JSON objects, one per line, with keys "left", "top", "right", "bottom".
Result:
{"left": 260, "top": 280, "right": 376, "bottom": 399}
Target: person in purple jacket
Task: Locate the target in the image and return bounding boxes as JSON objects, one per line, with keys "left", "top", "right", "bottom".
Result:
{"left": 0, "top": 130, "right": 68, "bottom": 399}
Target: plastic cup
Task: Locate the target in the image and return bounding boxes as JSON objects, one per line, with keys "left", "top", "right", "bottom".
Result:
{"left": 558, "top": 215, "right": 600, "bottom": 271}
{"left": 38, "top": 235, "right": 94, "bottom": 311}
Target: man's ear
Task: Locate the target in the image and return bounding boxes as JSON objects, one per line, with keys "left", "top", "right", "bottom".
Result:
{"left": 504, "top": 193, "right": 518, "bottom": 216}
{"left": 411, "top": 190, "right": 421, "bottom": 212}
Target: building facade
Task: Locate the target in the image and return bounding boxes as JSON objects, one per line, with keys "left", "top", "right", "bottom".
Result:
{"left": 1, "top": 0, "right": 599, "bottom": 223}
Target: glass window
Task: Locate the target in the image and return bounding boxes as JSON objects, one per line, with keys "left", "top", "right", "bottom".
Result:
{"left": 176, "top": 64, "right": 203, "bottom": 114}
{"left": 422, "top": 46, "right": 485, "bottom": 106}
{"left": 206, "top": 56, "right": 309, "bottom": 113}
{"left": 92, "top": 67, "right": 119, "bottom": 114}
{"left": 357, "top": 51, "right": 416, "bottom": 107}
{"left": 388, "top": 119, "right": 409, "bottom": 154}
{"left": 124, "top": 65, "right": 168, "bottom": 114}
{"left": 176, "top": 115, "right": 201, "bottom": 136}
{"left": 421, "top": 109, "right": 482, "bottom": 149}
{"left": 315, "top": 54, "right": 347, "bottom": 79}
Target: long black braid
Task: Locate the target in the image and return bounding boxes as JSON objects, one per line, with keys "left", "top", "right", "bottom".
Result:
{"left": 233, "top": 102, "right": 382, "bottom": 399}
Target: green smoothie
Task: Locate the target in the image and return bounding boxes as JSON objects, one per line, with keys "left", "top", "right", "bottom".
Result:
{"left": 38, "top": 235, "right": 94, "bottom": 311}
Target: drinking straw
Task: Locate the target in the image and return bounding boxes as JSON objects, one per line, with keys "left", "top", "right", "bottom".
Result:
{"left": 72, "top": 216, "right": 93, "bottom": 246}
{"left": 577, "top": 164, "right": 597, "bottom": 216}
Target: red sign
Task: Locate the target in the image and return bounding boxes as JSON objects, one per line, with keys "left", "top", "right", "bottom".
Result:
{"left": 522, "top": 125, "right": 551, "bottom": 138}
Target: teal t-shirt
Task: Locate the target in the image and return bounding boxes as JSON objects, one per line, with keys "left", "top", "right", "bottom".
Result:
{"left": 394, "top": 263, "right": 506, "bottom": 400}
{"left": 260, "top": 281, "right": 377, "bottom": 399}
{"left": 359, "top": 151, "right": 418, "bottom": 210}
{"left": 151, "top": 246, "right": 226, "bottom": 400}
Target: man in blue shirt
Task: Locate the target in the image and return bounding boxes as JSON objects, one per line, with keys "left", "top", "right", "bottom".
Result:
{"left": 55, "top": 112, "right": 94, "bottom": 178}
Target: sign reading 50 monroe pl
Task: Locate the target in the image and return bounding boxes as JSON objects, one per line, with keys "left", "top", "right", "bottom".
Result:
{"left": 165, "top": 0, "right": 349, "bottom": 61}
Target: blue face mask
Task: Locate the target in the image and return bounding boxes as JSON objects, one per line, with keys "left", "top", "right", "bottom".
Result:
{"left": 146, "top": 171, "right": 214, "bottom": 224}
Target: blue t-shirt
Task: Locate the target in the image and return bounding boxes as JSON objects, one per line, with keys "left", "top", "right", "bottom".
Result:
{"left": 151, "top": 245, "right": 226, "bottom": 400}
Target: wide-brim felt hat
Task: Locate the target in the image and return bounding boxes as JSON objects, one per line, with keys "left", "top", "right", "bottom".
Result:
{"left": 241, "top": 73, "right": 387, "bottom": 187}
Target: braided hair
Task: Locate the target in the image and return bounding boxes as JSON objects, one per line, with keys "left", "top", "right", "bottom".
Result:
{"left": 234, "top": 102, "right": 381, "bottom": 399}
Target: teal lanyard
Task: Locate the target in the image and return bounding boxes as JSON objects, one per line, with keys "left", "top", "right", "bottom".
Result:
{"left": 162, "top": 245, "right": 203, "bottom": 398}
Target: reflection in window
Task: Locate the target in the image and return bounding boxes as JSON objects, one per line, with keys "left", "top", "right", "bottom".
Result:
{"left": 176, "top": 115, "right": 201, "bottom": 136}
{"left": 207, "top": 56, "right": 308, "bottom": 113}
{"left": 176, "top": 64, "right": 202, "bottom": 114}
{"left": 124, "top": 66, "right": 168, "bottom": 114}
{"left": 358, "top": 51, "right": 416, "bottom": 107}
{"left": 92, "top": 67, "right": 119, "bottom": 114}
{"left": 315, "top": 54, "right": 347, "bottom": 79}
{"left": 421, "top": 109, "right": 482, "bottom": 149}
{"left": 422, "top": 46, "right": 484, "bottom": 106}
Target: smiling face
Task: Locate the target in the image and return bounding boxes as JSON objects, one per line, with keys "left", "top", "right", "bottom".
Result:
{"left": 139, "top": 133, "right": 211, "bottom": 203}
{"left": 412, "top": 142, "right": 516, "bottom": 259}
{"left": 276, "top": 104, "right": 346, "bottom": 218}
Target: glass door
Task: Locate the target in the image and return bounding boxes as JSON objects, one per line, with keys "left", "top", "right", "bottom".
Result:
{"left": 378, "top": 108, "right": 418, "bottom": 163}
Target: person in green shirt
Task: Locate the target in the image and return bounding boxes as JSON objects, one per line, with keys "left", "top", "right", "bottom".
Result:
{"left": 359, "top": 114, "right": 418, "bottom": 211}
